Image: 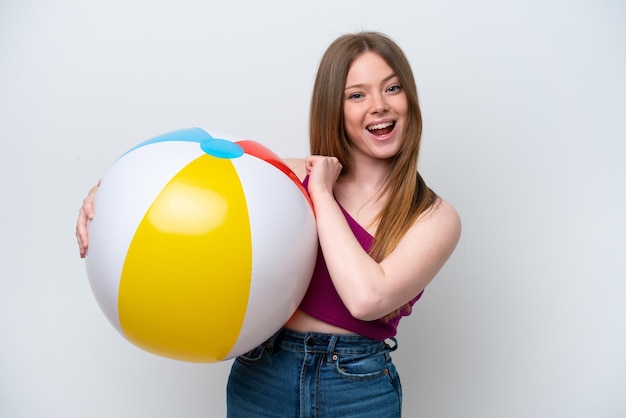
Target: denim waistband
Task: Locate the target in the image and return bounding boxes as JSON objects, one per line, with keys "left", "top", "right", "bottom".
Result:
{"left": 271, "top": 328, "right": 397, "bottom": 356}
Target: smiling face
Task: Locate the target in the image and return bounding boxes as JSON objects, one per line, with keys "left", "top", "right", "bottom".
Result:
{"left": 343, "top": 51, "right": 408, "bottom": 164}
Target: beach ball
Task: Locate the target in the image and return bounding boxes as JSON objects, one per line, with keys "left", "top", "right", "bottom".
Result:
{"left": 85, "top": 127, "right": 317, "bottom": 363}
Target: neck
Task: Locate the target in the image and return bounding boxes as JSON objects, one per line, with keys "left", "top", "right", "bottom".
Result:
{"left": 340, "top": 156, "right": 392, "bottom": 194}
{"left": 334, "top": 160, "right": 392, "bottom": 230}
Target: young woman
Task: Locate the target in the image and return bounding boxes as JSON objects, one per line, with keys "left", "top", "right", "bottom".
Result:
{"left": 76, "top": 32, "right": 461, "bottom": 417}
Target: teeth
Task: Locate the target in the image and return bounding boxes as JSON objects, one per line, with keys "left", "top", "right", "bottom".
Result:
{"left": 367, "top": 122, "right": 393, "bottom": 131}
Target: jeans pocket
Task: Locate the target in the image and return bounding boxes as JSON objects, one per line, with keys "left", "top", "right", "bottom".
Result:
{"left": 235, "top": 341, "right": 271, "bottom": 366}
{"left": 333, "top": 351, "right": 391, "bottom": 380}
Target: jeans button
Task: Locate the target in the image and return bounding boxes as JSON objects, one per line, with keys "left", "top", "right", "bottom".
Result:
{"left": 305, "top": 336, "right": 316, "bottom": 346}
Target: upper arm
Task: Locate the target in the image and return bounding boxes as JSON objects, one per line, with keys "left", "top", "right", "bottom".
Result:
{"left": 379, "top": 199, "right": 461, "bottom": 309}
{"left": 281, "top": 156, "right": 462, "bottom": 321}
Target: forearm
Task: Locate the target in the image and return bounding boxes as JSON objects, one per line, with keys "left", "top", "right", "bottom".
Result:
{"left": 312, "top": 191, "right": 388, "bottom": 320}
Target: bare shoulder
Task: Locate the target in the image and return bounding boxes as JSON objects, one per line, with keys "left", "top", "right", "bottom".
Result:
{"left": 408, "top": 197, "right": 462, "bottom": 252}
{"left": 283, "top": 158, "right": 307, "bottom": 181}
{"left": 425, "top": 198, "right": 461, "bottom": 230}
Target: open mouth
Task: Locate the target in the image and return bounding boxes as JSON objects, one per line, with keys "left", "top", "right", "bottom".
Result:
{"left": 366, "top": 121, "right": 395, "bottom": 137}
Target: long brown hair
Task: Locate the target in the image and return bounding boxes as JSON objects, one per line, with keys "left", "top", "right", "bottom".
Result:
{"left": 309, "top": 32, "right": 438, "bottom": 317}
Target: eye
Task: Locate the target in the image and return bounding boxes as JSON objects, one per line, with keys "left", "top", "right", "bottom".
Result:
{"left": 347, "top": 92, "right": 364, "bottom": 100}
{"left": 386, "top": 84, "right": 402, "bottom": 94}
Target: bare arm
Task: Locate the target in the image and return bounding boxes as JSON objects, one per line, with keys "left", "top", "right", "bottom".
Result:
{"left": 306, "top": 156, "right": 461, "bottom": 321}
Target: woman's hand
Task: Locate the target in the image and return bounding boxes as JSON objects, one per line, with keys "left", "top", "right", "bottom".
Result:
{"left": 76, "top": 181, "right": 100, "bottom": 258}
{"left": 304, "top": 156, "right": 342, "bottom": 201}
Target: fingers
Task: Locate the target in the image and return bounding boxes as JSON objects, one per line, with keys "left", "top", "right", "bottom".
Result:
{"left": 76, "top": 181, "right": 101, "bottom": 258}
{"left": 305, "top": 156, "right": 342, "bottom": 199}
{"left": 82, "top": 183, "right": 99, "bottom": 220}
{"left": 305, "top": 155, "right": 342, "bottom": 173}
{"left": 76, "top": 207, "right": 89, "bottom": 258}
{"left": 304, "top": 156, "right": 315, "bottom": 174}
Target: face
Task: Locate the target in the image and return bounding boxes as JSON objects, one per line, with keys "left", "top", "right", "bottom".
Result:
{"left": 343, "top": 51, "right": 408, "bottom": 164}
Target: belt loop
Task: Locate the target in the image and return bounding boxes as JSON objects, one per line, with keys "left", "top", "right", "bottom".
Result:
{"left": 386, "top": 337, "right": 398, "bottom": 352}
{"left": 327, "top": 335, "right": 339, "bottom": 358}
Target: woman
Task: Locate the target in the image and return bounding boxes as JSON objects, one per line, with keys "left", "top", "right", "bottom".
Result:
{"left": 76, "top": 32, "right": 461, "bottom": 417}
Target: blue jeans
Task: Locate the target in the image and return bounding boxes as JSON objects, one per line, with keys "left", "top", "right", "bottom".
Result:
{"left": 227, "top": 328, "right": 402, "bottom": 417}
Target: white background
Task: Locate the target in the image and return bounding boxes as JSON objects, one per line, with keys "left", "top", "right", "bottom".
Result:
{"left": 1, "top": 1, "right": 625, "bottom": 417}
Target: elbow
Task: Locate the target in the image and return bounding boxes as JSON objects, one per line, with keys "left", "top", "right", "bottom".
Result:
{"left": 344, "top": 295, "right": 387, "bottom": 322}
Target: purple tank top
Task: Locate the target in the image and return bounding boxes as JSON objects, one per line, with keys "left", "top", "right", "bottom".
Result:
{"left": 298, "top": 177, "right": 423, "bottom": 341}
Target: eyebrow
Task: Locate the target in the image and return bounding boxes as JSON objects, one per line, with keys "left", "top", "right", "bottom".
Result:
{"left": 344, "top": 73, "right": 398, "bottom": 90}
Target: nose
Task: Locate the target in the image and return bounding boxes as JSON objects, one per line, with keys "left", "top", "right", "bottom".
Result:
{"left": 370, "top": 93, "right": 389, "bottom": 114}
